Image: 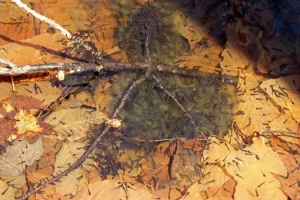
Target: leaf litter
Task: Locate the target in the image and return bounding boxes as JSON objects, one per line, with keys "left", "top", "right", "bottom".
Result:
{"left": 0, "top": 0, "right": 300, "bottom": 199}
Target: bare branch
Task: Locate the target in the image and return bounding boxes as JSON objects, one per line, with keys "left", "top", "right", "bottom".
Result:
{"left": 0, "top": 58, "right": 17, "bottom": 69}
{"left": 12, "top": 0, "right": 71, "bottom": 39}
{"left": 12, "top": 0, "right": 102, "bottom": 61}
{"left": 260, "top": 130, "right": 300, "bottom": 135}
{"left": 16, "top": 61, "right": 153, "bottom": 200}
{"left": 152, "top": 74, "right": 207, "bottom": 140}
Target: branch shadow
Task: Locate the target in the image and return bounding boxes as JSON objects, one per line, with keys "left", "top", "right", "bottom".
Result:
{"left": 0, "top": 34, "right": 89, "bottom": 63}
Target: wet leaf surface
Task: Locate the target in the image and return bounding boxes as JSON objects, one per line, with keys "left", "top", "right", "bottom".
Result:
{"left": 0, "top": 0, "right": 300, "bottom": 199}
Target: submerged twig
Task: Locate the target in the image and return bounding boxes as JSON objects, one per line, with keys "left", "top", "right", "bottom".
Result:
{"left": 12, "top": 0, "right": 103, "bottom": 62}
{"left": 0, "top": 58, "right": 17, "bottom": 91}
{"left": 17, "top": 69, "right": 151, "bottom": 200}
{"left": 152, "top": 74, "right": 207, "bottom": 140}
{"left": 0, "top": 58, "right": 17, "bottom": 69}
{"left": 18, "top": 27, "right": 153, "bottom": 200}
{"left": 260, "top": 130, "right": 300, "bottom": 135}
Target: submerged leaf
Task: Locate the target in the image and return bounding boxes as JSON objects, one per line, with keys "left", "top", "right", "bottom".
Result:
{"left": 74, "top": 180, "right": 157, "bottom": 200}
{"left": 54, "top": 141, "right": 88, "bottom": 196}
{"left": 45, "top": 108, "right": 107, "bottom": 141}
{"left": 220, "top": 136, "right": 287, "bottom": 200}
{"left": 0, "top": 137, "right": 44, "bottom": 176}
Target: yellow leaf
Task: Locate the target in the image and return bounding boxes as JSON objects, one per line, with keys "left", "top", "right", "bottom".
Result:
{"left": 3, "top": 102, "right": 13, "bottom": 112}
{"left": 14, "top": 110, "right": 42, "bottom": 135}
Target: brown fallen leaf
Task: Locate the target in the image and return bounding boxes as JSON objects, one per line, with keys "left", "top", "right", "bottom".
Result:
{"left": 74, "top": 180, "right": 157, "bottom": 200}
{"left": 0, "top": 95, "right": 53, "bottom": 142}
{"left": 0, "top": 136, "right": 44, "bottom": 176}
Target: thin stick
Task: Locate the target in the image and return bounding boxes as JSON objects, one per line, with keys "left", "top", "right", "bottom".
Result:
{"left": 12, "top": 0, "right": 102, "bottom": 61}
{"left": 260, "top": 130, "right": 300, "bottom": 135}
{"left": 152, "top": 74, "right": 207, "bottom": 140}
{"left": 10, "top": 76, "right": 15, "bottom": 92}
{"left": 16, "top": 70, "right": 150, "bottom": 200}
{"left": 0, "top": 58, "right": 17, "bottom": 91}
{"left": 0, "top": 58, "right": 17, "bottom": 69}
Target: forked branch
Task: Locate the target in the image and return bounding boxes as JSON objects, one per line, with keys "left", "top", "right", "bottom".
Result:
{"left": 12, "top": 0, "right": 103, "bottom": 62}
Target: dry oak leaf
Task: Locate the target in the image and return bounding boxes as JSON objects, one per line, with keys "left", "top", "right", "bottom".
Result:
{"left": 233, "top": 74, "right": 280, "bottom": 136}
{"left": 0, "top": 82, "right": 13, "bottom": 104}
{"left": 73, "top": 180, "right": 157, "bottom": 200}
{"left": 219, "top": 135, "right": 287, "bottom": 200}
{"left": 0, "top": 2, "right": 35, "bottom": 46}
{"left": 28, "top": 188, "right": 71, "bottom": 200}
{"left": 0, "top": 136, "right": 44, "bottom": 176}
{"left": 260, "top": 75, "right": 300, "bottom": 124}
{"left": 0, "top": 33, "right": 74, "bottom": 66}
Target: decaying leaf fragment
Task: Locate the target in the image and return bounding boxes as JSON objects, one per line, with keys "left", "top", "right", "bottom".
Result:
{"left": 0, "top": 137, "right": 44, "bottom": 176}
